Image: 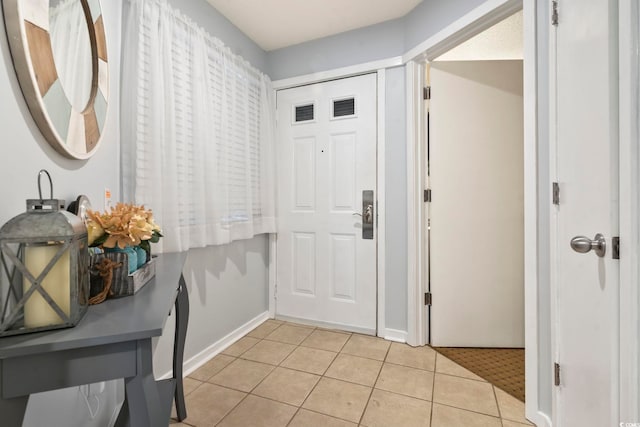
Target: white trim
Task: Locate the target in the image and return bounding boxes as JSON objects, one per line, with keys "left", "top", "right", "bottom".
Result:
{"left": 268, "top": 233, "right": 277, "bottom": 318}
{"left": 158, "top": 311, "right": 270, "bottom": 380}
{"left": 405, "top": 0, "right": 545, "bottom": 423}
{"left": 402, "top": 0, "right": 522, "bottom": 63}
{"left": 274, "top": 314, "right": 376, "bottom": 336}
{"left": 548, "top": 2, "right": 560, "bottom": 423}
{"left": 619, "top": 0, "right": 639, "bottom": 421}
{"left": 383, "top": 328, "right": 408, "bottom": 343}
{"left": 272, "top": 56, "right": 403, "bottom": 90}
{"left": 522, "top": 2, "right": 547, "bottom": 426}
{"left": 376, "top": 68, "right": 387, "bottom": 338}
{"left": 406, "top": 60, "right": 426, "bottom": 347}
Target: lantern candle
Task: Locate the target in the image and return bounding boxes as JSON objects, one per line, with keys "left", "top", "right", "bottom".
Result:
{"left": 23, "top": 244, "right": 70, "bottom": 328}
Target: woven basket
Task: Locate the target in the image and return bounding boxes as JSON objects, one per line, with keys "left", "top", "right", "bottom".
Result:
{"left": 89, "top": 252, "right": 156, "bottom": 298}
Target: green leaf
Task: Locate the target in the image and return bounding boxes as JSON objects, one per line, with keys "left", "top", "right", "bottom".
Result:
{"left": 139, "top": 240, "right": 150, "bottom": 254}
{"left": 90, "top": 234, "right": 108, "bottom": 248}
{"left": 149, "top": 230, "right": 162, "bottom": 243}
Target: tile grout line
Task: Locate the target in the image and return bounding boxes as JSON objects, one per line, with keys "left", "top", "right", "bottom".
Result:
{"left": 430, "top": 353, "right": 438, "bottom": 426}
{"left": 356, "top": 337, "right": 394, "bottom": 426}
{"left": 492, "top": 384, "right": 504, "bottom": 422}
{"left": 284, "top": 339, "right": 330, "bottom": 427}
{"left": 193, "top": 320, "right": 510, "bottom": 427}
{"left": 212, "top": 330, "right": 279, "bottom": 426}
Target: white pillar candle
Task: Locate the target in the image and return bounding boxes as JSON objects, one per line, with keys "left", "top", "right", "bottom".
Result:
{"left": 23, "top": 245, "right": 70, "bottom": 328}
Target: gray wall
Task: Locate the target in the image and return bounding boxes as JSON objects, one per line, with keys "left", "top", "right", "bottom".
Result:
{"left": 403, "top": 0, "right": 488, "bottom": 51}
{"left": 0, "top": 0, "right": 123, "bottom": 425}
{"left": 268, "top": 18, "right": 404, "bottom": 80}
{"left": 268, "top": 0, "right": 488, "bottom": 80}
{"left": 152, "top": 236, "right": 269, "bottom": 378}
{"left": 135, "top": 0, "right": 272, "bottom": 398}
{"left": 384, "top": 67, "right": 408, "bottom": 331}
{"left": 165, "top": 0, "right": 267, "bottom": 71}
{"left": 0, "top": 0, "right": 271, "bottom": 425}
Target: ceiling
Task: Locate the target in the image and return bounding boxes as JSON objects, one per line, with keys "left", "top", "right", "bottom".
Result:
{"left": 205, "top": 0, "right": 423, "bottom": 51}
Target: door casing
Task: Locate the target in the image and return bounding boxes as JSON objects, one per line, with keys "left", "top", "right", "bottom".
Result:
{"left": 618, "top": 0, "right": 640, "bottom": 421}
{"left": 404, "top": 0, "right": 549, "bottom": 425}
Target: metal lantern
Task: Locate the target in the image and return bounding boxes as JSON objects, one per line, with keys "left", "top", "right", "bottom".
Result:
{"left": 0, "top": 170, "right": 89, "bottom": 336}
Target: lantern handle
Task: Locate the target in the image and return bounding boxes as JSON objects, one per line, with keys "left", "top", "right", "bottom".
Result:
{"left": 37, "top": 169, "right": 53, "bottom": 200}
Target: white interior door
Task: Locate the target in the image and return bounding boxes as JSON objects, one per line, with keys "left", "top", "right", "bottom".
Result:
{"left": 552, "top": 0, "right": 619, "bottom": 424}
{"left": 275, "top": 74, "right": 377, "bottom": 334}
{"left": 429, "top": 60, "right": 524, "bottom": 347}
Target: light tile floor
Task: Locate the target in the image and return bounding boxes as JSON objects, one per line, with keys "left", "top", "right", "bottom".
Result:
{"left": 170, "top": 319, "right": 534, "bottom": 427}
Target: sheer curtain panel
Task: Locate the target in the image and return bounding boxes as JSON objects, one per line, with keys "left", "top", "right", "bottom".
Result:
{"left": 121, "top": 0, "right": 276, "bottom": 252}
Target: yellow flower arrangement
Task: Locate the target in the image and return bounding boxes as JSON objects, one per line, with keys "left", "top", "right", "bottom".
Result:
{"left": 86, "top": 203, "right": 162, "bottom": 252}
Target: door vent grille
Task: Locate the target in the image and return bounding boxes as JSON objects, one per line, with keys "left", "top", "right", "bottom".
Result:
{"left": 333, "top": 98, "right": 355, "bottom": 117}
{"left": 295, "top": 104, "right": 314, "bottom": 122}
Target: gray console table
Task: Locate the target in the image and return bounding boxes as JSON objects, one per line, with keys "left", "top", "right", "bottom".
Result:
{"left": 0, "top": 252, "right": 190, "bottom": 427}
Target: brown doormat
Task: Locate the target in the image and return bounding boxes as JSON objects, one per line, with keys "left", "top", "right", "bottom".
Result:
{"left": 434, "top": 347, "right": 525, "bottom": 402}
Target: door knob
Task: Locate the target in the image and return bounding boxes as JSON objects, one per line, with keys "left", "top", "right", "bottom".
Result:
{"left": 570, "top": 233, "right": 606, "bottom": 257}
{"left": 352, "top": 204, "right": 373, "bottom": 224}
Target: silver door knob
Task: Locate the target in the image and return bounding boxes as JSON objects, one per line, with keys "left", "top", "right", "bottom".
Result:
{"left": 570, "top": 233, "right": 606, "bottom": 257}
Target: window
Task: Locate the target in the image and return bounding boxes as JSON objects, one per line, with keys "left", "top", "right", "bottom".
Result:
{"left": 121, "top": 0, "right": 276, "bottom": 252}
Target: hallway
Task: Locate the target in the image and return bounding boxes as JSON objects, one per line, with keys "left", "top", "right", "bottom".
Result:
{"left": 171, "top": 319, "right": 532, "bottom": 426}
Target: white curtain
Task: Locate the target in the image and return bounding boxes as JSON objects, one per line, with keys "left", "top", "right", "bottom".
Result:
{"left": 49, "top": 0, "right": 93, "bottom": 110}
{"left": 121, "top": 0, "right": 276, "bottom": 253}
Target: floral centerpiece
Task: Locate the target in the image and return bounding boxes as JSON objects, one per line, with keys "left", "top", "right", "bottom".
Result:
{"left": 86, "top": 203, "right": 162, "bottom": 303}
{"left": 87, "top": 203, "right": 162, "bottom": 254}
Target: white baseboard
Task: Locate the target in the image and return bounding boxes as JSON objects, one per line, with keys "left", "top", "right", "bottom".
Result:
{"left": 158, "top": 311, "right": 270, "bottom": 380}
{"left": 383, "top": 328, "right": 408, "bottom": 343}
{"left": 274, "top": 314, "right": 376, "bottom": 336}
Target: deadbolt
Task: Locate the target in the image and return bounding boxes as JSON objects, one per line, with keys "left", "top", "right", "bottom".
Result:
{"left": 570, "top": 233, "right": 606, "bottom": 258}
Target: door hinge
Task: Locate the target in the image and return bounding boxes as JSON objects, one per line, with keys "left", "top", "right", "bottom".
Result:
{"left": 554, "top": 362, "right": 561, "bottom": 386}
{"left": 552, "top": 182, "right": 560, "bottom": 205}
{"left": 424, "top": 292, "right": 432, "bottom": 306}
{"left": 612, "top": 236, "right": 620, "bottom": 260}
{"left": 552, "top": 0, "right": 559, "bottom": 26}
{"left": 424, "top": 189, "right": 432, "bottom": 203}
{"left": 423, "top": 86, "right": 431, "bottom": 100}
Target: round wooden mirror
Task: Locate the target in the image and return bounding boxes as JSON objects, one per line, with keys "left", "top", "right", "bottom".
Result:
{"left": 3, "top": 0, "right": 109, "bottom": 160}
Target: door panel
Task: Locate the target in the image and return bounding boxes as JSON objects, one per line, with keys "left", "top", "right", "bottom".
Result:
{"left": 276, "top": 74, "right": 377, "bottom": 333}
{"left": 553, "top": 0, "right": 618, "bottom": 424}
{"left": 429, "top": 60, "right": 524, "bottom": 347}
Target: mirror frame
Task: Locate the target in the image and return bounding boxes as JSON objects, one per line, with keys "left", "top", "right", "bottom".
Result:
{"left": 3, "top": 0, "right": 109, "bottom": 160}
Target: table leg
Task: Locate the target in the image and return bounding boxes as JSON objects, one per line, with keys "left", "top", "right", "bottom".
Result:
{"left": 173, "top": 273, "right": 189, "bottom": 421}
{"left": 114, "top": 339, "right": 163, "bottom": 427}
{"left": 0, "top": 396, "right": 28, "bottom": 427}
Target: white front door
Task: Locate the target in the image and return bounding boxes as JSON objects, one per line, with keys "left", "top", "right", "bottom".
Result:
{"left": 275, "top": 74, "right": 377, "bottom": 334}
{"left": 552, "top": 0, "right": 619, "bottom": 424}
{"left": 428, "top": 60, "right": 524, "bottom": 347}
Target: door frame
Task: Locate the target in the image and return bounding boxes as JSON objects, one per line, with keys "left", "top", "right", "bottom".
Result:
{"left": 270, "top": 71, "right": 390, "bottom": 338}
{"left": 615, "top": 0, "right": 638, "bottom": 421}
{"left": 404, "top": 0, "right": 551, "bottom": 426}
